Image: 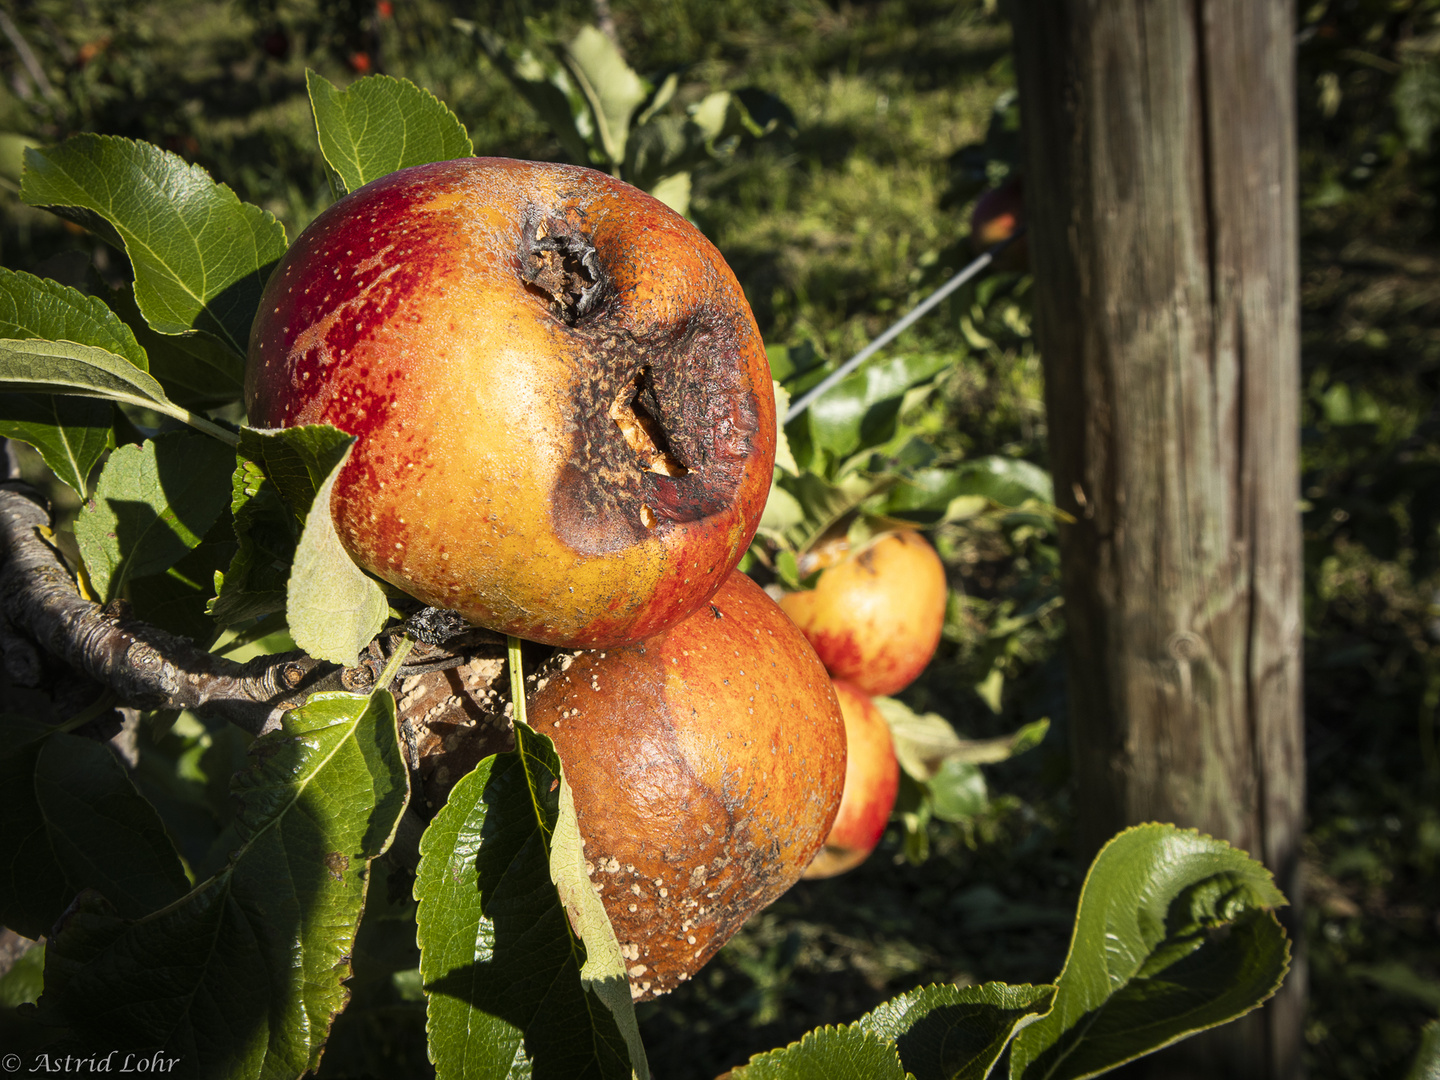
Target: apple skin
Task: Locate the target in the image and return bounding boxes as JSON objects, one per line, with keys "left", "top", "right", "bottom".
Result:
{"left": 246, "top": 157, "right": 775, "bottom": 649}
{"left": 779, "top": 529, "right": 947, "bottom": 697}
{"left": 803, "top": 678, "right": 900, "bottom": 879}
{"left": 526, "top": 570, "right": 846, "bottom": 1000}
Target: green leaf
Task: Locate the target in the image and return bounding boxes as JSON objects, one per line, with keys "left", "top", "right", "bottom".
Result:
{"left": 858, "top": 982, "right": 1054, "bottom": 1080}
{"left": 415, "top": 722, "right": 645, "bottom": 1080}
{"left": 0, "top": 394, "right": 112, "bottom": 498}
{"left": 0, "top": 939, "right": 44, "bottom": 1008}
{"left": 647, "top": 170, "right": 692, "bottom": 217}
{"left": 210, "top": 424, "right": 356, "bottom": 626}
{"left": 21, "top": 134, "right": 288, "bottom": 360}
{"left": 306, "top": 71, "right": 473, "bottom": 199}
{"left": 284, "top": 436, "right": 389, "bottom": 665}
{"left": 73, "top": 432, "right": 236, "bottom": 603}
{"left": 236, "top": 423, "right": 356, "bottom": 524}
{"left": 878, "top": 458, "right": 1055, "bottom": 524}
{"left": 0, "top": 714, "right": 188, "bottom": 941}
{"left": 928, "top": 759, "right": 987, "bottom": 823}
{"left": 0, "top": 265, "right": 149, "bottom": 368}
{"left": 730, "top": 1024, "right": 909, "bottom": 1079}
{"left": 1009, "top": 823, "right": 1291, "bottom": 1080}
{"left": 106, "top": 280, "right": 243, "bottom": 409}
{"left": 875, "top": 698, "right": 1048, "bottom": 781}
{"left": 0, "top": 335, "right": 176, "bottom": 415}
{"left": 801, "top": 353, "right": 952, "bottom": 469}
{"left": 772, "top": 470, "right": 887, "bottom": 556}
{"left": 773, "top": 382, "right": 798, "bottom": 475}
{"left": 1350, "top": 961, "right": 1440, "bottom": 1010}
{"left": 0, "top": 266, "right": 188, "bottom": 437}
{"left": 466, "top": 25, "right": 594, "bottom": 167}
{"left": 38, "top": 680, "right": 410, "bottom": 1077}
{"left": 1408, "top": 1020, "right": 1440, "bottom": 1080}
{"left": 209, "top": 457, "right": 294, "bottom": 625}
{"left": 759, "top": 482, "right": 805, "bottom": 540}
{"left": 126, "top": 511, "right": 236, "bottom": 640}
{"left": 560, "top": 25, "right": 649, "bottom": 166}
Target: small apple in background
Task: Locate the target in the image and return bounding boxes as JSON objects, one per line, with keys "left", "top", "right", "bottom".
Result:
{"left": 246, "top": 158, "right": 776, "bottom": 649}
{"left": 779, "top": 529, "right": 947, "bottom": 697}
{"left": 525, "top": 570, "right": 846, "bottom": 1000}
{"left": 970, "top": 174, "right": 1027, "bottom": 272}
{"left": 803, "top": 678, "right": 900, "bottom": 880}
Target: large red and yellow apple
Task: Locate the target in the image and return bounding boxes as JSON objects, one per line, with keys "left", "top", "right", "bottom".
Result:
{"left": 526, "top": 570, "right": 846, "bottom": 1000}
{"left": 803, "top": 678, "right": 900, "bottom": 880}
{"left": 779, "top": 529, "right": 947, "bottom": 697}
{"left": 246, "top": 157, "right": 775, "bottom": 648}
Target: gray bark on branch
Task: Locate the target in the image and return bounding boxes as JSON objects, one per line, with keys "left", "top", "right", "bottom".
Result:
{"left": 0, "top": 484, "right": 491, "bottom": 737}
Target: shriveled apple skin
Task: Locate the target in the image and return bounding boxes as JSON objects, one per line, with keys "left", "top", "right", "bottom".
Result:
{"left": 779, "top": 529, "right": 947, "bottom": 696}
{"left": 246, "top": 157, "right": 775, "bottom": 648}
{"left": 803, "top": 678, "right": 900, "bottom": 880}
{"left": 526, "top": 570, "right": 846, "bottom": 1000}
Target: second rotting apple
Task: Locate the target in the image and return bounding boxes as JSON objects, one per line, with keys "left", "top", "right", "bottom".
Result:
{"left": 780, "top": 529, "right": 947, "bottom": 697}
{"left": 803, "top": 678, "right": 900, "bottom": 880}
{"left": 525, "top": 569, "right": 847, "bottom": 1000}
{"left": 246, "top": 157, "right": 776, "bottom": 649}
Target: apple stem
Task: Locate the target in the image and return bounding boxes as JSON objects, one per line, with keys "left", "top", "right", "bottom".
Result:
{"left": 507, "top": 635, "right": 528, "bottom": 729}
{"left": 165, "top": 405, "right": 241, "bottom": 447}
{"left": 374, "top": 634, "right": 414, "bottom": 692}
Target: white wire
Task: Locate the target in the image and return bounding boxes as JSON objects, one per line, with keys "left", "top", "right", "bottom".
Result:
{"left": 782, "top": 233, "right": 1022, "bottom": 424}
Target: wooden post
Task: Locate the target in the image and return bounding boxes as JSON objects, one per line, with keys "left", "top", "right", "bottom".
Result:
{"left": 1010, "top": 4, "right": 1305, "bottom": 1077}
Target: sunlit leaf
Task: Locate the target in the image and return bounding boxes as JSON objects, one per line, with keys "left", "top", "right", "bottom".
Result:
{"left": 211, "top": 424, "right": 357, "bottom": 628}
{"left": 859, "top": 982, "right": 1054, "bottom": 1080}
{"left": 416, "top": 722, "right": 645, "bottom": 1079}
{"left": 799, "top": 353, "right": 952, "bottom": 470}
{"left": 1009, "top": 824, "right": 1291, "bottom": 1080}
{"left": 0, "top": 394, "right": 112, "bottom": 498}
{"left": 73, "top": 432, "right": 236, "bottom": 603}
{"left": 306, "top": 71, "right": 473, "bottom": 198}
{"left": 730, "top": 1024, "right": 909, "bottom": 1079}
{"left": 560, "top": 25, "right": 648, "bottom": 166}
{"left": 1407, "top": 1019, "right": 1440, "bottom": 1080}
{"left": 21, "top": 134, "right": 287, "bottom": 360}
{"left": 285, "top": 437, "right": 388, "bottom": 666}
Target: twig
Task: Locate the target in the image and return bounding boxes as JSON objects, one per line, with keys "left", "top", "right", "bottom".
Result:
{"left": 0, "top": 10, "right": 59, "bottom": 103}
{"left": 0, "top": 484, "right": 492, "bottom": 736}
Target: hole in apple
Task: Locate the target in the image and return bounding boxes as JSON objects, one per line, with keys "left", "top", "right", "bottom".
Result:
{"left": 640, "top": 505, "right": 657, "bottom": 528}
{"left": 610, "top": 368, "right": 689, "bottom": 478}
{"left": 520, "top": 215, "right": 604, "bottom": 323}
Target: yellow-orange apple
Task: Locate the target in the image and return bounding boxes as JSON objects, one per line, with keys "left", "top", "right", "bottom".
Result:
{"left": 803, "top": 678, "right": 900, "bottom": 879}
{"left": 526, "top": 570, "right": 846, "bottom": 999}
{"left": 246, "top": 157, "right": 775, "bottom": 648}
{"left": 779, "top": 529, "right": 947, "bottom": 696}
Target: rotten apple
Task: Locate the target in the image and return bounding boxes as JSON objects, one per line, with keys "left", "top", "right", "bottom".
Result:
{"left": 779, "top": 529, "right": 947, "bottom": 697}
{"left": 803, "top": 678, "right": 900, "bottom": 879}
{"left": 246, "top": 157, "right": 775, "bottom": 648}
{"left": 525, "top": 569, "right": 847, "bottom": 1000}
